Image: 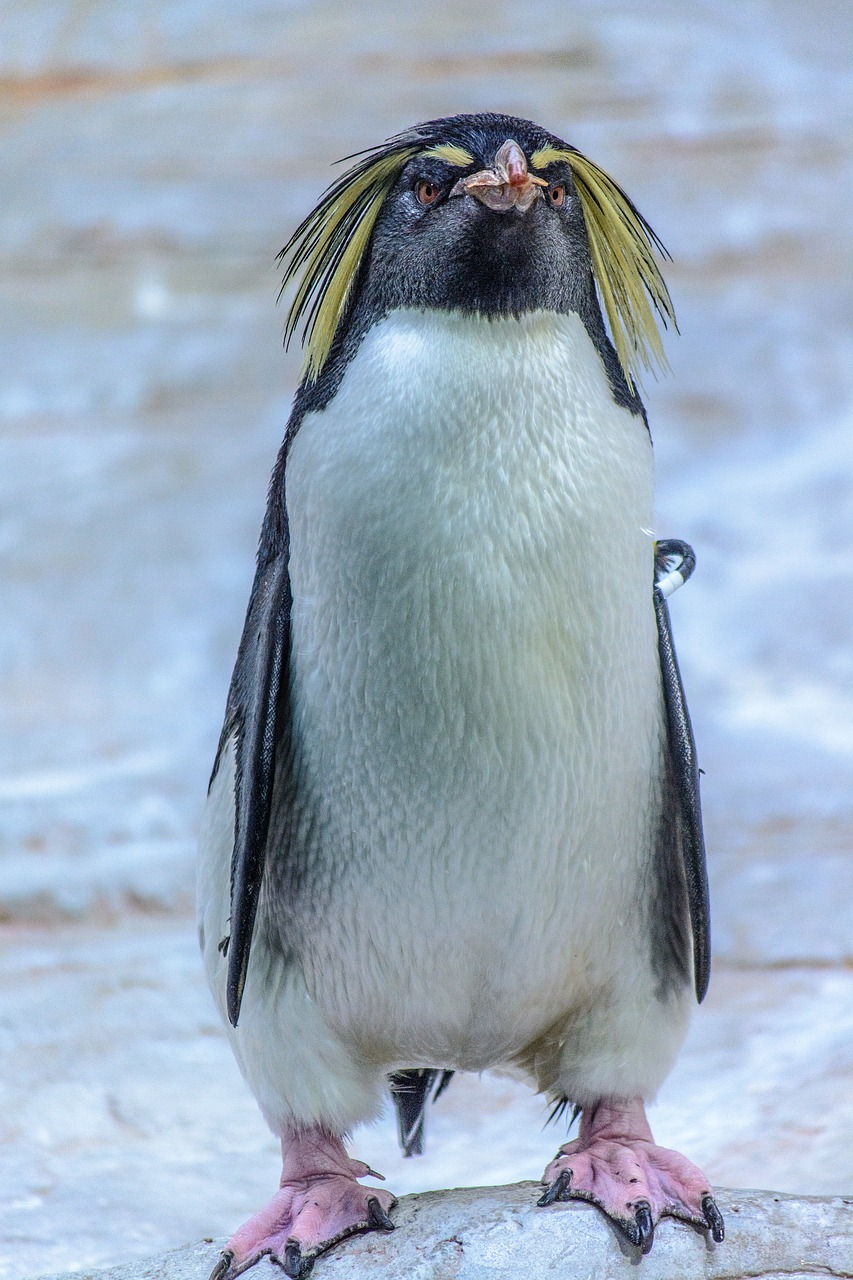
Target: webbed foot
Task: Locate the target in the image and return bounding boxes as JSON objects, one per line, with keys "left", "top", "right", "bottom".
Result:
{"left": 210, "top": 1128, "right": 396, "bottom": 1279}
{"left": 538, "top": 1098, "right": 724, "bottom": 1254}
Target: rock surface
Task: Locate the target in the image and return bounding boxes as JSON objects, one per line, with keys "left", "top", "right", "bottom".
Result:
{"left": 33, "top": 1185, "right": 853, "bottom": 1280}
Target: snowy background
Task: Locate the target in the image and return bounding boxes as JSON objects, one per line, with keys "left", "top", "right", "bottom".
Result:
{"left": 1, "top": 1, "right": 852, "bottom": 1275}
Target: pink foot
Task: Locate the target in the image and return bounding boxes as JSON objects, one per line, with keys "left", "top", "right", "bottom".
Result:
{"left": 210, "top": 1128, "right": 396, "bottom": 1279}
{"left": 539, "top": 1099, "right": 724, "bottom": 1254}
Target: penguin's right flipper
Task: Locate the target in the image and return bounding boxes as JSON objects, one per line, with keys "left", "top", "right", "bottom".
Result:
{"left": 388, "top": 1069, "right": 454, "bottom": 1156}
{"left": 211, "top": 548, "right": 292, "bottom": 1028}
{"left": 653, "top": 540, "right": 711, "bottom": 1004}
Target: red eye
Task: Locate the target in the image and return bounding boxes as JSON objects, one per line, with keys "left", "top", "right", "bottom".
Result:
{"left": 548, "top": 184, "right": 565, "bottom": 207}
{"left": 416, "top": 180, "right": 440, "bottom": 206}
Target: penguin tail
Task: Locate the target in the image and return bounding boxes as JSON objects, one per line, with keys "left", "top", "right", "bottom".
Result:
{"left": 388, "top": 1069, "right": 454, "bottom": 1157}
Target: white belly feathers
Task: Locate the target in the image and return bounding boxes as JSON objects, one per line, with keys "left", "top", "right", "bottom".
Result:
{"left": 272, "top": 307, "right": 661, "bottom": 1069}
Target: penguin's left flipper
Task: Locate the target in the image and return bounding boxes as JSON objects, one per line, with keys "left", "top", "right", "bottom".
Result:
{"left": 210, "top": 548, "right": 292, "bottom": 1028}
{"left": 654, "top": 540, "right": 711, "bottom": 1003}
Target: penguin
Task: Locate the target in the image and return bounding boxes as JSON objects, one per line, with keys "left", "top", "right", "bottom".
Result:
{"left": 197, "top": 112, "right": 724, "bottom": 1278}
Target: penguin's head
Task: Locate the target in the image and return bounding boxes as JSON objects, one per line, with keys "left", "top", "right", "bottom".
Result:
{"left": 359, "top": 119, "right": 592, "bottom": 320}
{"left": 280, "top": 112, "right": 674, "bottom": 393}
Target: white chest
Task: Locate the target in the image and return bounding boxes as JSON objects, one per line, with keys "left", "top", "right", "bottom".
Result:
{"left": 280, "top": 309, "right": 661, "bottom": 1057}
{"left": 285, "top": 306, "right": 655, "bottom": 751}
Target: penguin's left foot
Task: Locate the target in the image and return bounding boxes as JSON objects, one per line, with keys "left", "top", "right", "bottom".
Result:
{"left": 209, "top": 1127, "right": 396, "bottom": 1279}
{"left": 538, "top": 1097, "right": 724, "bottom": 1255}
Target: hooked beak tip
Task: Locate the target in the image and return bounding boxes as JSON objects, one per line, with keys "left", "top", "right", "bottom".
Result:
{"left": 452, "top": 138, "right": 546, "bottom": 214}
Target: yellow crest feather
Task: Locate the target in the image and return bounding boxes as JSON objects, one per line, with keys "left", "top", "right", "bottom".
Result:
{"left": 279, "top": 144, "right": 418, "bottom": 382}
{"left": 281, "top": 129, "right": 675, "bottom": 389}
{"left": 421, "top": 143, "right": 475, "bottom": 167}
{"left": 532, "top": 145, "right": 676, "bottom": 388}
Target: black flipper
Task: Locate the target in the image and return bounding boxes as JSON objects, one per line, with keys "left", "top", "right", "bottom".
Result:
{"left": 210, "top": 442, "right": 293, "bottom": 1028}
{"left": 653, "top": 540, "right": 711, "bottom": 1004}
{"left": 388, "top": 1069, "right": 454, "bottom": 1156}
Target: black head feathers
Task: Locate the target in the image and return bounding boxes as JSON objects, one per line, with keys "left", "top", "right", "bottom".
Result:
{"left": 278, "top": 113, "right": 676, "bottom": 391}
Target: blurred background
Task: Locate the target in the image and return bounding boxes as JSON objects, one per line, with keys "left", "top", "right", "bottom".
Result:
{"left": 1, "top": 1, "right": 852, "bottom": 1275}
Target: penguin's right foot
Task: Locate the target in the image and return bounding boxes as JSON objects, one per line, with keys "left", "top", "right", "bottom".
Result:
{"left": 209, "top": 1127, "right": 396, "bottom": 1279}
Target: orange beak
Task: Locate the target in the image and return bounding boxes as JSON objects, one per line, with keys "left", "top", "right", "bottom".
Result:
{"left": 451, "top": 140, "right": 547, "bottom": 213}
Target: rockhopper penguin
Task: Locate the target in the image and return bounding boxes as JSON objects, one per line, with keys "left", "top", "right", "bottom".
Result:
{"left": 198, "top": 112, "right": 724, "bottom": 1277}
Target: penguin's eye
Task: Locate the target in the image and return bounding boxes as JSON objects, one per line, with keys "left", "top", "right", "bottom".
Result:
{"left": 548, "top": 184, "right": 566, "bottom": 207}
{"left": 416, "top": 180, "right": 441, "bottom": 207}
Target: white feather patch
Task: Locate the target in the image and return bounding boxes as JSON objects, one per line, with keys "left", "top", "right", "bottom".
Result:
{"left": 198, "top": 308, "right": 691, "bottom": 1130}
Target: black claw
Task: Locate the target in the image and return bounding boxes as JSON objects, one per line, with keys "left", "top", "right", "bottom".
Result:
{"left": 702, "top": 1194, "right": 725, "bottom": 1243}
{"left": 634, "top": 1201, "right": 655, "bottom": 1255}
{"left": 367, "top": 1197, "right": 395, "bottom": 1231}
{"left": 537, "top": 1168, "right": 572, "bottom": 1207}
{"left": 282, "top": 1240, "right": 311, "bottom": 1280}
{"left": 208, "top": 1252, "right": 233, "bottom": 1280}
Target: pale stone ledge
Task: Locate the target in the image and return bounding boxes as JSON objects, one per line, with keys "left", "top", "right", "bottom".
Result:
{"left": 33, "top": 1183, "right": 853, "bottom": 1280}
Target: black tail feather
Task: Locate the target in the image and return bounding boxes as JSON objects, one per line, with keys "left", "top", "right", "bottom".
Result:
{"left": 388, "top": 1069, "right": 454, "bottom": 1157}
{"left": 545, "top": 1096, "right": 582, "bottom": 1133}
